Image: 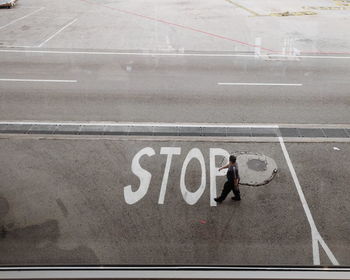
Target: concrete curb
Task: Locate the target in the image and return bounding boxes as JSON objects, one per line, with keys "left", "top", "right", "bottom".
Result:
{"left": 0, "top": 122, "right": 349, "bottom": 139}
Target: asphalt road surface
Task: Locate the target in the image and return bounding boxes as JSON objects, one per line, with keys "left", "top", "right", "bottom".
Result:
{"left": 1, "top": 0, "right": 350, "bottom": 271}
{"left": 0, "top": 50, "right": 349, "bottom": 124}
{"left": 0, "top": 136, "right": 349, "bottom": 265}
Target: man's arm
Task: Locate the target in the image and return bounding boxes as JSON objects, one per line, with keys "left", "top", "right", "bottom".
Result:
{"left": 218, "top": 163, "right": 229, "bottom": 171}
{"left": 233, "top": 168, "right": 239, "bottom": 187}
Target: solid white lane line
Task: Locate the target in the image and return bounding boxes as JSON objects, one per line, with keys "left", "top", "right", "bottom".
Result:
{"left": 37, "top": 18, "right": 78, "bottom": 47}
{"left": 0, "top": 7, "right": 45, "bottom": 31}
{"left": 0, "top": 79, "right": 77, "bottom": 83}
{"left": 278, "top": 136, "right": 339, "bottom": 265}
{"left": 0, "top": 121, "right": 278, "bottom": 128}
{"left": 218, "top": 82, "right": 302, "bottom": 86}
{"left": 0, "top": 49, "right": 350, "bottom": 59}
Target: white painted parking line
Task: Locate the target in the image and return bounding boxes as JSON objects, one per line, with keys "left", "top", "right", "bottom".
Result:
{"left": 0, "top": 45, "right": 38, "bottom": 48}
{"left": 218, "top": 83, "right": 303, "bottom": 86}
{"left": 278, "top": 136, "right": 339, "bottom": 265}
{"left": 0, "top": 79, "right": 77, "bottom": 83}
{"left": 37, "top": 18, "right": 78, "bottom": 48}
{"left": 0, "top": 7, "right": 45, "bottom": 31}
{"left": 0, "top": 49, "right": 350, "bottom": 60}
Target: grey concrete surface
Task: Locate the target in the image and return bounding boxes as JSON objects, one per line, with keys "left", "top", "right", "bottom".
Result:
{"left": 0, "top": 0, "right": 349, "bottom": 53}
{"left": 0, "top": 52, "right": 349, "bottom": 124}
{"left": 0, "top": 136, "right": 348, "bottom": 266}
{"left": 286, "top": 143, "right": 350, "bottom": 265}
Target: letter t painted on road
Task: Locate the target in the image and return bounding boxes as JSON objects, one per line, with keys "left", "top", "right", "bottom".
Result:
{"left": 159, "top": 147, "right": 181, "bottom": 204}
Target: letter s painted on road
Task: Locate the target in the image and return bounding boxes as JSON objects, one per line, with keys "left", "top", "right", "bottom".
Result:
{"left": 124, "top": 147, "right": 156, "bottom": 205}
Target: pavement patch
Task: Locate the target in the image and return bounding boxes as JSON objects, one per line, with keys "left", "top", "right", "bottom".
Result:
{"left": 269, "top": 11, "right": 317, "bottom": 16}
{"left": 224, "top": 152, "right": 278, "bottom": 186}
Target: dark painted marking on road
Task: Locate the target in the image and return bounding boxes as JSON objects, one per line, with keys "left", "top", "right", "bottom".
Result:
{"left": 56, "top": 199, "right": 68, "bottom": 218}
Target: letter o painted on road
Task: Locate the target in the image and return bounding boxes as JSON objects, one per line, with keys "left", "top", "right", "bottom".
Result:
{"left": 180, "top": 148, "right": 206, "bottom": 205}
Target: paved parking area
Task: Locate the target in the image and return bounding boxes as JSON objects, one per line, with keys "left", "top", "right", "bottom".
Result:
{"left": 0, "top": 135, "right": 348, "bottom": 265}
{"left": 0, "top": 0, "right": 349, "bottom": 53}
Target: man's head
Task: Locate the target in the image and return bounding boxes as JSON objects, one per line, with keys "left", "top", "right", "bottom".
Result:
{"left": 229, "top": 155, "right": 237, "bottom": 164}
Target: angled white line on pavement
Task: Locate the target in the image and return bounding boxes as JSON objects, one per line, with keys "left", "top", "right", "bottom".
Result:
{"left": 278, "top": 136, "right": 339, "bottom": 265}
{"left": 0, "top": 49, "right": 350, "bottom": 59}
{"left": 37, "top": 18, "right": 78, "bottom": 48}
{"left": 218, "top": 83, "right": 302, "bottom": 86}
{"left": 0, "top": 7, "right": 45, "bottom": 31}
{"left": 0, "top": 79, "right": 77, "bottom": 83}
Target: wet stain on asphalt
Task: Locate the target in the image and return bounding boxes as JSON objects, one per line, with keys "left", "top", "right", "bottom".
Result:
{"left": 0, "top": 197, "right": 9, "bottom": 216}
{"left": 56, "top": 198, "right": 69, "bottom": 218}
{"left": 0, "top": 197, "right": 99, "bottom": 264}
{"left": 0, "top": 219, "right": 99, "bottom": 264}
{"left": 247, "top": 159, "right": 267, "bottom": 172}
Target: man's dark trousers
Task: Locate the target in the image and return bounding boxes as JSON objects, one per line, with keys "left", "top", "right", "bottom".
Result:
{"left": 216, "top": 181, "right": 240, "bottom": 202}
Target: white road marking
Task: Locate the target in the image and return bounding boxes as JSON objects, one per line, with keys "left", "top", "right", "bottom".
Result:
{"left": 159, "top": 147, "right": 181, "bottom": 204}
{"left": 0, "top": 45, "right": 38, "bottom": 48}
{"left": 0, "top": 7, "right": 45, "bottom": 31}
{"left": 37, "top": 18, "right": 78, "bottom": 47}
{"left": 218, "top": 82, "right": 303, "bottom": 86}
{"left": 0, "top": 121, "right": 278, "bottom": 128}
{"left": 210, "top": 148, "right": 230, "bottom": 206}
{"left": 0, "top": 49, "right": 350, "bottom": 59}
{"left": 278, "top": 136, "right": 339, "bottom": 265}
{"left": 0, "top": 79, "right": 77, "bottom": 83}
{"left": 1, "top": 121, "right": 349, "bottom": 129}
{"left": 254, "top": 37, "right": 261, "bottom": 58}
{"left": 124, "top": 147, "right": 155, "bottom": 205}
{"left": 180, "top": 148, "right": 206, "bottom": 205}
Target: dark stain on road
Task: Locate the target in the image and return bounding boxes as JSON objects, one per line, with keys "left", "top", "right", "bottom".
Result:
{"left": 247, "top": 159, "right": 267, "bottom": 172}
{"left": 21, "top": 25, "right": 30, "bottom": 31}
{"left": 56, "top": 198, "right": 69, "bottom": 218}
{"left": 0, "top": 219, "right": 99, "bottom": 264}
{"left": 0, "top": 197, "right": 9, "bottom": 216}
{"left": 0, "top": 197, "right": 99, "bottom": 264}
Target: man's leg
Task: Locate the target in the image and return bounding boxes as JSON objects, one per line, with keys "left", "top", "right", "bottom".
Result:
{"left": 215, "top": 181, "right": 232, "bottom": 202}
{"left": 232, "top": 185, "right": 241, "bottom": 201}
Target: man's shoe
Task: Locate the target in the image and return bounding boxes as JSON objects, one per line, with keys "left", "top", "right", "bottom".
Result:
{"left": 231, "top": 196, "right": 241, "bottom": 201}
{"left": 214, "top": 198, "right": 222, "bottom": 203}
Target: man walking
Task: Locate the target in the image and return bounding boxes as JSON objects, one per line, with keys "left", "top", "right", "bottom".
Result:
{"left": 214, "top": 155, "right": 241, "bottom": 203}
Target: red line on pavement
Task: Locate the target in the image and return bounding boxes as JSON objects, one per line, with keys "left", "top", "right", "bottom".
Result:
{"left": 79, "top": 0, "right": 350, "bottom": 56}
{"left": 78, "top": 0, "right": 277, "bottom": 53}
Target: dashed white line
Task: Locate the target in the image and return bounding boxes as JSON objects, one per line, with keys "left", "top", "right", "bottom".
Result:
{"left": 278, "top": 135, "right": 339, "bottom": 265}
{"left": 0, "top": 79, "right": 77, "bottom": 83}
{"left": 218, "top": 82, "right": 303, "bottom": 86}
{"left": 0, "top": 7, "right": 45, "bottom": 31}
{"left": 37, "top": 18, "right": 78, "bottom": 47}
